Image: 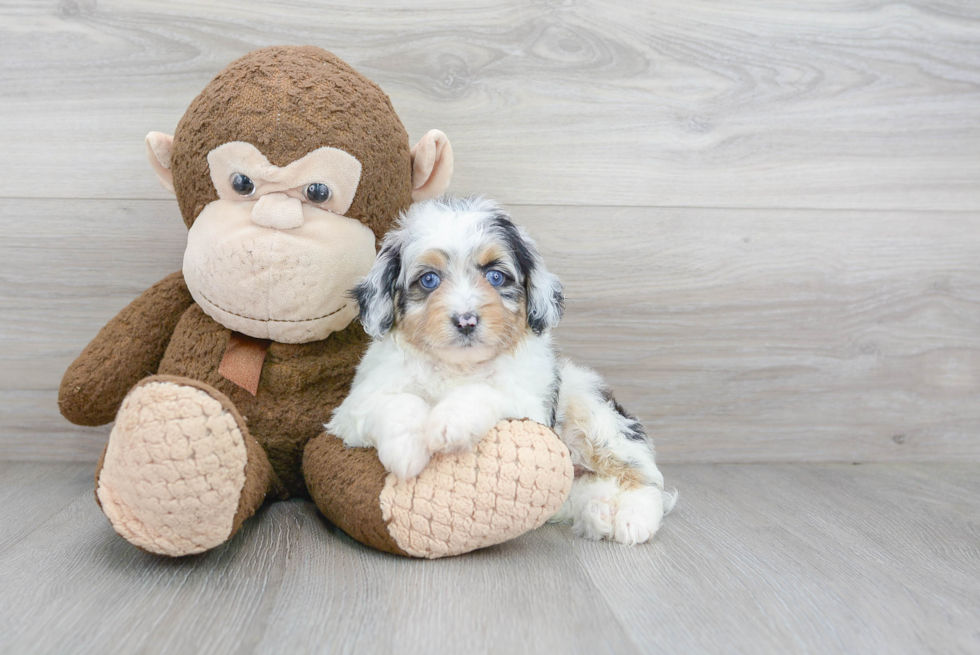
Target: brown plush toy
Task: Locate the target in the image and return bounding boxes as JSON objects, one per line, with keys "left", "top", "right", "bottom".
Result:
{"left": 58, "top": 46, "right": 572, "bottom": 559}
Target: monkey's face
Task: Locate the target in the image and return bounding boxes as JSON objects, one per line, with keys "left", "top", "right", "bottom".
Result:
{"left": 145, "top": 46, "right": 455, "bottom": 344}
{"left": 182, "top": 141, "right": 375, "bottom": 343}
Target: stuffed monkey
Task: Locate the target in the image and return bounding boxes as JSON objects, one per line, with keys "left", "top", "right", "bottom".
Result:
{"left": 58, "top": 46, "right": 572, "bottom": 559}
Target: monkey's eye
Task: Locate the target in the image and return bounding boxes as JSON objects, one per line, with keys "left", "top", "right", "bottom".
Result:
{"left": 305, "top": 183, "right": 331, "bottom": 204}
{"left": 485, "top": 270, "right": 506, "bottom": 287}
{"left": 419, "top": 272, "right": 441, "bottom": 290}
{"left": 230, "top": 173, "right": 255, "bottom": 196}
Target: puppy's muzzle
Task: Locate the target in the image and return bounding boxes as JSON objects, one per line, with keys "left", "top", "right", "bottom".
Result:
{"left": 453, "top": 312, "right": 479, "bottom": 336}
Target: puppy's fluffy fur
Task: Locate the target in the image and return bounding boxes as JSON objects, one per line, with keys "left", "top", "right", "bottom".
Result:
{"left": 327, "top": 197, "right": 675, "bottom": 545}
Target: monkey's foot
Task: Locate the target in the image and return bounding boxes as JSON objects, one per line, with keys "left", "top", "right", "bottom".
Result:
{"left": 305, "top": 419, "right": 573, "bottom": 559}
{"left": 96, "top": 376, "right": 270, "bottom": 556}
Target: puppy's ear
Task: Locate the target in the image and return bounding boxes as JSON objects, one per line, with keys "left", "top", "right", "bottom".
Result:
{"left": 522, "top": 233, "right": 565, "bottom": 334}
{"left": 353, "top": 236, "right": 402, "bottom": 339}
{"left": 491, "top": 208, "right": 565, "bottom": 334}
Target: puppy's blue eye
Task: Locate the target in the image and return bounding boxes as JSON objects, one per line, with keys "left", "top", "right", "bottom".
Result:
{"left": 420, "top": 272, "right": 441, "bottom": 290}
{"left": 485, "top": 270, "right": 505, "bottom": 287}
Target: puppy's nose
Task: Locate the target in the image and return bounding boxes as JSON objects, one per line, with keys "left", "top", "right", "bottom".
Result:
{"left": 453, "top": 312, "right": 479, "bottom": 336}
{"left": 251, "top": 193, "right": 304, "bottom": 230}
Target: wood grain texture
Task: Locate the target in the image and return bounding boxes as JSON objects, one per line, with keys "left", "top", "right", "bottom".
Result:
{"left": 0, "top": 462, "right": 977, "bottom": 655}
{"left": 0, "top": 0, "right": 978, "bottom": 209}
{"left": 0, "top": 461, "right": 92, "bottom": 554}
{"left": 0, "top": 198, "right": 187, "bottom": 460}
{"left": 0, "top": 463, "right": 638, "bottom": 655}
{"left": 2, "top": 3, "right": 977, "bottom": 652}
{"left": 3, "top": 200, "right": 977, "bottom": 462}
{"left": 568, "top": 463, "right": 980, "bottom": 655}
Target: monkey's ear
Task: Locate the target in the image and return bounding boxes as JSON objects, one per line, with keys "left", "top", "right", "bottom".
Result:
{"left": 145, "top": 132, "right": 176, "bottom": 194}
{"left": 410, "top": 129, "right": 454, "bottom": 201}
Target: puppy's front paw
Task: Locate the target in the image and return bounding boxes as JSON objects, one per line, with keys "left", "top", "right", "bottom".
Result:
{"left": 377, "top": 430, "right": 430, "bottom": 480}
{"left": 423, "top": 402, "right": 494, "bottom": 454}
{"left": 613, "top": 487, "right": 664, "bottom": 546}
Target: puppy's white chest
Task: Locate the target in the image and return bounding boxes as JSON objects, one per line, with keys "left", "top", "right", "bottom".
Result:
{"left": 412, "top": 360, "right": 511, "bottom": 403}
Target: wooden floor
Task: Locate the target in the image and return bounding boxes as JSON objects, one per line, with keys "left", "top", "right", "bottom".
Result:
{"left": 0, "top": 461, "right": 976, "bottom": 655}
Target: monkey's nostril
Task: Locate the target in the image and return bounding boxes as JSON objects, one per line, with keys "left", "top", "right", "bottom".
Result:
{"left": 453, "top": 312, "right": 479, "bottom": 335}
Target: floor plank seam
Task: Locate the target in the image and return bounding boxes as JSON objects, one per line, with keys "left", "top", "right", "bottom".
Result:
{"left": 554, "top": 523, "right": 651, "bottom": 655}
{"left": 0, "top": 488, "right": 92, "bottom": 557}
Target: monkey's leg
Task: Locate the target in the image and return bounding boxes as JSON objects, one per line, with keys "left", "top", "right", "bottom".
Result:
{"left": 94, "top": 375, "right": 274, "bottom": 556}
{"left": 303, "top": 419, "right": 573, "bottom": 559}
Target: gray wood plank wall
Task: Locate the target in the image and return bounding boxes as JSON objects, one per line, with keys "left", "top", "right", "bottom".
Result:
{"left": 1, "top": 0, "right": 978, "bottom": 462}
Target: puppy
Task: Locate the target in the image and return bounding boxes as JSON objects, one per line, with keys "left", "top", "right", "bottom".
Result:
{"left": 327, "top": 196, "right": 676, "bottom": 545}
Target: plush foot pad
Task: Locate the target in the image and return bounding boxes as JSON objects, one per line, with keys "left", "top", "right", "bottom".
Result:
{"left": 379, "top": 419, "right": 573, "bottom": 559}
{"left": 97, "top": 380, "right": 248, "bottom": 556}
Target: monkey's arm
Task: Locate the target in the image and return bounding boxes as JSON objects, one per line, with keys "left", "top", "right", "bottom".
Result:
{"left": 58, "top": 271, "right": 195, "bottom": 426}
